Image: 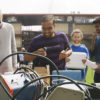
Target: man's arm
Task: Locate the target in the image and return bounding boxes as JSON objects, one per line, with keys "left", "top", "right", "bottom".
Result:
{"left": 91, "top": 32, "right": 98, "bottom": 52}
{"left": 82, "top": 58, "right": 100, "bottom": 72}
{"left": 24, "top": 48, "right": 47, "bottom": 61}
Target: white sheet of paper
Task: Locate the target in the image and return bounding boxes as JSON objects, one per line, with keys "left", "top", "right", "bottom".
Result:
{"left": 66, "top": 52, "right": 87, "bottom": 69}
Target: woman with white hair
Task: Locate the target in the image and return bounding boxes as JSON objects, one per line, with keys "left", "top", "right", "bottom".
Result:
{"left": 0, "top": 10, "right": 17, "bottom": 74}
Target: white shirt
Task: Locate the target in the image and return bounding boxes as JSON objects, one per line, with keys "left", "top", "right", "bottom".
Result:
{"left": 0, "top": 22, "right": 17, "bottom": 74}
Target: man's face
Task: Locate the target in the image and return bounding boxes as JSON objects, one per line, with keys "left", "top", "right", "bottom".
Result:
{"left": 42, "top": 21, "right": 55, "bottom": 38}
{"left": 94, "top": 23, "right": 100, "bottom": 34}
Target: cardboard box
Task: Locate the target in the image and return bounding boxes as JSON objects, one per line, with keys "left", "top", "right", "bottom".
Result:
{"left": 34, "top": 65, "right": 50, "bottom": 84}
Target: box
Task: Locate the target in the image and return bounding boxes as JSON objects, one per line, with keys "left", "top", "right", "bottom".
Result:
{"left": 34, "top": 65, "right": 50, "bottom": 84}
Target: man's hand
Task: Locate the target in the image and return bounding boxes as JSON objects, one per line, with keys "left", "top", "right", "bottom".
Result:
{"left": 59, "top": 50, "right": 66, "bottom": 60}
{"left": 24, "top": 48, "right": 47, "bottom": 61}
{"left": 36, "top": 48, "right": 47, "bottom": 56}
{"left": 59, "top": 49, "right": 72, "bottom": 60}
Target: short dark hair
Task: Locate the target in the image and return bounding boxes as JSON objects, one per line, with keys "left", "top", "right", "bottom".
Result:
{"left": 41, "top": 15, "right": 55, "bottom": 24}
{"left": 93, "top": 17, "right": 100, "bottom": 24}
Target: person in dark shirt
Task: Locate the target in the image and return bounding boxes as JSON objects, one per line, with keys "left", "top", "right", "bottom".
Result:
{"left": 27, "top": 15, "right": 72, "bottom": 73}
{"left": 91, "top": 17, "right": 100, "bottom": 82}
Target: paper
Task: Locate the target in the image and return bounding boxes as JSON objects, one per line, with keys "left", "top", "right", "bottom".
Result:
{"left": 66, "top": 52, "right": 87, "bottom": 69}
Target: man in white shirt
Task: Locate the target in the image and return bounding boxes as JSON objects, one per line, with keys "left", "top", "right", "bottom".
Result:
{"left": 0, "top": 10, "right": 17, "bottom": 74}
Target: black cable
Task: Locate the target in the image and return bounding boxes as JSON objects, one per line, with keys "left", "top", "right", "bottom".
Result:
{"left": 77, "top": 81, "right": 100, "bottom": 90}
{"left": 0, "top": 52, "right": 59, "bottom": 76}
{"left": 14, "top": 66, "right": 39, "bottom": 78}
{"left": 0, "top": 52, "right": 60, "bottom": 85}
{"left": 12, "top": 75, "right": 85, "bottom": 100}
{"left": 0, "top": 52, "right": 59, "bottom": 100}
{"left": 14, "top": 66, "right": 42, "bottom": 89}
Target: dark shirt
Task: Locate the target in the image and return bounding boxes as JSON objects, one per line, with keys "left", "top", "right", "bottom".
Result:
{"left": 91, "top": 35, "right": 100, "bottom": 82}
{"left": 28, "top": 32, "right": 70, "bottom": 71}
{"left": 92, "top": 36, "right": 100, "bottom": 63}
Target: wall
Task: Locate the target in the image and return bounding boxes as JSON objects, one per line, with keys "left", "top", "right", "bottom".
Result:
{"left": 55, "top": 23, "right": 68, "bottom": 34}
{"left": 73, "top": 24, "right": 95, "bottom": 35}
